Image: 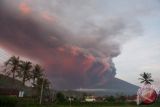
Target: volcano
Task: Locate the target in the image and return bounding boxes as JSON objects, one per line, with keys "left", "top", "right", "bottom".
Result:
{"left": 103, "top": 78, "right": 139, "bottom": 95}
{"left": 75, "top": 78, "right": 139, "bottom": 96}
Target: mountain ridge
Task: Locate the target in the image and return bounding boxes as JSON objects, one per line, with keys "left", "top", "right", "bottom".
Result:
{"left": 0, "top": 74, "right": 139, "bottom": 96}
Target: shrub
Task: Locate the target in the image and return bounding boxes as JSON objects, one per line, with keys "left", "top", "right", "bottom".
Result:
{"left": 55, "top": 92, "right": 67, "bottom": 103}
{"left": 0, "top": 96, "right": 17, "bottom": 107}
{"left": 106, "top": 96, "right": 116, "bottom": 102}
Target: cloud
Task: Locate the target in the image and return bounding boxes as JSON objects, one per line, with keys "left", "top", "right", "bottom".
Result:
{"left": 19, "top": 2, "right": 31, "bottom": 15}
{"left": 0, "top": 0, "right": 150, "bottom": 89}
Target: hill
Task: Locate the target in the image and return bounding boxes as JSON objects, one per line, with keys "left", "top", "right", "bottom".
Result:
{"left": 0, "top": 74, "right": 32, "bottom": 95}
{"left": 0, "top": 74, "right": 23, "bottom": 89}
{"left": 102, "top": 78, "right": 139, "bottom": 95}
{"left": 0, "top": 74, "right": 139, "bottom": 96}
{"left": 73, "top": 78, "right": 139, "bottom": 96}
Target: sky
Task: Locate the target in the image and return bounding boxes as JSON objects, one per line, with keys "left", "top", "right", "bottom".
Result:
{"left": 115, "top": 15, "right": 160, "bottom": 87}
{"left": 0, "top": 0, "right": 160, "bottom": 89}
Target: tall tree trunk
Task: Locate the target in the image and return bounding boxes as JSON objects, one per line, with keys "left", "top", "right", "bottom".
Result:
{"left": 33, "top": 78, "right": 35, "bottom": 86}
{"left": 22, "top": 72, "right": 26, "bottom": 85}
{"left": 12, "top": 69, "right": 15, "bottom": 80}
{"left": 12, "top": 66, "right": 16, "bottom": 81}
{"left": 22, "top": 77, "right": 25, "bottom": 85}
{"left": 12, "top": 70, "right": 15, "bottom": 86}
{"left": 12, "top": 72, "right": 15, "bottom": 80}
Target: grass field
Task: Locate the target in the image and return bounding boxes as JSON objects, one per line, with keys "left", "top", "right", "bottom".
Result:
{"left": 20, "top": 102, "right": 160, "bottom": 107}
{"left": 53, "top": 103, "right": 160, "bottom": 107}
{"left": 1, "top": 96, "right": 159, "bottom": 107}
{"left": 21, "top": 104, "right": 160, "bottom": 107}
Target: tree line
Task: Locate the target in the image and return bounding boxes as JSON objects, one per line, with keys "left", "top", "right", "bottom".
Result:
{"left": 1, "top": 56, "right": 51, "bottom": 95}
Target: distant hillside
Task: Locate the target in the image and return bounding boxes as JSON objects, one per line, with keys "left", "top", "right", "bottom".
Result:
{"left": 0, "top": 74, "right": 139, "bottom": 96}
{"left": 0, "top": 74, "right": 23, "bottom": 89}
{"left": 0, "top": 74, "right": 32, "bottom": 95}
{"left": 102, "top": 78, "right": 139, "bottom": 95}
{"left": 72, "top": 78, "right": 139, "bottom": 96}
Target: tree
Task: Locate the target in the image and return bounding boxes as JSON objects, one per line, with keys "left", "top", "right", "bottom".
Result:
{"left": 3, "top": 56, "right": 20, "bottom": 80}
{"left": 55, "top": 92, "right": 67, "bottom": 103}
{"left": 19, "top": 61, "right": 32, "bottom": 85}
{"left": 106, "top": 96, "right": 116, "bottom": 102}
{"left": 139, "top": 72, "right": 154, "bottom": 84}
{"left": 118, "top": 95, "right": 126, "bottom": 102}
{"left": 34, "top": 77, "right": 51, "bottom": 98}
{"left": 31, "top": 64, "right": 43, "bottom": 86}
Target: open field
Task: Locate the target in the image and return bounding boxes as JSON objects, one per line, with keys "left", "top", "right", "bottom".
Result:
{"left": 17, "top": 104, "right": 160, "bottom": 107}
{"left": 16, "top": 102, "right": 160, "bottom": 107}
{"left": 54, "top": 103, "right": 160, "bottom": 107}
{"left": 1, "top": 96, "right": 160, "bottom": 107}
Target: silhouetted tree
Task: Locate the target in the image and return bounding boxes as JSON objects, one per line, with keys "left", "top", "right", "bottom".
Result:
{"left": 106, "top": 96, "right": 115, "bottom": 102}
{"left": 34, "top": 77, "right": 51, "bottom": 99}
{"left": 31, "top": 64, "right": 43, "bottom": 86}
{"left": 118, "top": 95, "right": 126, "bottom": 102}
{"left": 139, "top": 72, "right": 154, "bottom": 84}
{"left": 3, "top": 56, "right": 20, "bottom": 80}
{"left": 19, "top": 61, "right": 32, "bottom": 85}
{"left": 55, "top": 92, "right": 67, "bottom": 103}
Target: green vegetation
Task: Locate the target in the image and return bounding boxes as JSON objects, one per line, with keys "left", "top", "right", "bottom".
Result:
{"left": 15, "top": 102, "right": 160, "bottom": 107}
{"left": 0, "top": 96, "right": 17, "bottom": 107}
{"left": 55, "top": 92, "right": 67, "bottom": 103}
{"left": 54, "top": 102, "right": 160, "bottom": 107}
{"left": 105, "top": 96, "right": 116, "bottom": 102}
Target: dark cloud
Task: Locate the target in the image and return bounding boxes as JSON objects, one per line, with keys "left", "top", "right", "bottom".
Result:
{"left": 0, "top": 0, "right": 143, "bottom": 89}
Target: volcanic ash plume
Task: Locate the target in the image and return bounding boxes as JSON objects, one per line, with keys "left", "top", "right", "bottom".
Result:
{"left": 0, "top": 0, "right": 142, "bottom": 89}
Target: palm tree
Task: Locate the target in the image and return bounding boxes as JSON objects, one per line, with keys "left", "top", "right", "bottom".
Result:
{"left": 34, "top": 77, "right": 50, "bottom": 99}
{"left": 32, "top": 64, "right": 43, "bottom": 86}
{"left": 37, "top": 78, "right": 50, "bottom": 91}
{"left": 19, "top": 61, "right": 32, "bottom": 85}
{"left": 3, "top": 56, "right": 20, "bottom": 80}
{"left": 139, "top": 72, "right": 154, "bottom": 84}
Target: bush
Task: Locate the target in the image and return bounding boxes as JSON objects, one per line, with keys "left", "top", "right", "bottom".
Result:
{"left": 106, "top": 96, "right": 116, "bottom": 102}
{"left": 55, "top": 92, "right": 67, "bottom": 103}
{"left": 0, "top": 96, "right": 17, "bottom": 107}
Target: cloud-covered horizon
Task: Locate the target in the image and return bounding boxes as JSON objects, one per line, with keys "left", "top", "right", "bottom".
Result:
{"left": 0, "top": 0, "right": 158, "bottom": 89}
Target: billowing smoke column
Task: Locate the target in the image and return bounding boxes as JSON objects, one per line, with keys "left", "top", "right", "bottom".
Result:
{"left": 0, "top": 0, "right": 142, "bottom": 89}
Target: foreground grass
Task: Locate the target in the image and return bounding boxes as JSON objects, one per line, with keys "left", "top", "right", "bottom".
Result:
{"left": 18, "top": 105, "right": 160, "bottom": 107}
{"left": 54, "top": 102, "right": 160, "bottom": 107}
{"left": 16, "top": 102, "right": 160, "bottom": 107}
{"left": 1, "top": 97, "right": 159, "bottom": 107}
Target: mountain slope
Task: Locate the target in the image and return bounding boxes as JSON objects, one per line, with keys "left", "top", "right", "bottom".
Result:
{"left": 0, "top": 74, "right": 32, "bottom": 96}
{"left": 0, "top": 74, "right": 139, "bottom": 96}
{"left": 0, "top": 74, "right": 24, "bottom": 89}
{"left": 75, "top": 78, "right": 139, "bottom": 96}
{"left": 104, "top": 78, "right": 139, "bottom": 95}
{"left": 93, "top": 78, "right": 139, "bottom": 96}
